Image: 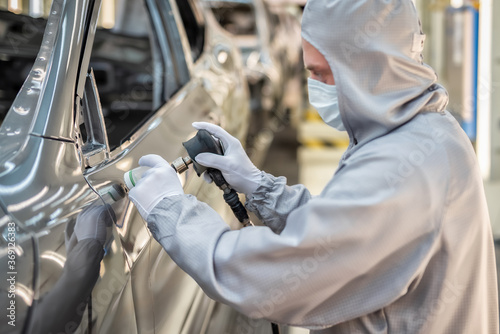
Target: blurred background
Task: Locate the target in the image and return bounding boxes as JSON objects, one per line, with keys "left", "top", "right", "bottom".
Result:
{"left": 0, "top": 0, "right": 498, "bottom": 332}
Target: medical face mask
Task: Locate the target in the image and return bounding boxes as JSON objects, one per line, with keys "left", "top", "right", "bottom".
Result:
{"left": 308, "top": 77, "right": 346, "bottom": 131}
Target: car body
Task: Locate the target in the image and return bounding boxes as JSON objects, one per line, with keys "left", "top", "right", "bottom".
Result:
{"left": 204, "top": 0, "right": 304, "bottom": 166}
{"left": 264, "top": 1, "right": 304, "bottom": 126}
{"left": 0, "top": 0, "right": 271, "bottom": 333}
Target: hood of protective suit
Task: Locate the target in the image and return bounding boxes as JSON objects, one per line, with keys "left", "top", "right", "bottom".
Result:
{"left": 301, "top": 0, "right": 449, "bottom": 146}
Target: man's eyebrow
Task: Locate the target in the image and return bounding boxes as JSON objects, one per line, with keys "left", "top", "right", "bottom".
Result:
{"left": 305, "top": 64, "right": 327, "bottom": 72}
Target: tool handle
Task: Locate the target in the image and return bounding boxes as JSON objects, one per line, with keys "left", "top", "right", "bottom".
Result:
{"left": 207, "top": 168, "right": 228, "bottom": 188}
{"left": 207, "top": 168, "right": 250, "bottom": 225}
{"left": 223, "top": 189, "right": 250, "bottom": 224}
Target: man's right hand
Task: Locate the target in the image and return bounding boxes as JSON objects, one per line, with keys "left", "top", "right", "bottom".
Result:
{"left": 192, "top": 122, "right": 262, "bottom": 196}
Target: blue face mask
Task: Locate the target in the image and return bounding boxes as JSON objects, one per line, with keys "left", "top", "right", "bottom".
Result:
{"left": 307, "top": 78, "right": 346, "bottom": 132}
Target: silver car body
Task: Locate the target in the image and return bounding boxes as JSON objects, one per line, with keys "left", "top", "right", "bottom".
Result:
{"left": 265, "top": 2, "right": 304, "bottom": 126}
{"left": 0, "top": 0, "right": 259, "bottom": 332}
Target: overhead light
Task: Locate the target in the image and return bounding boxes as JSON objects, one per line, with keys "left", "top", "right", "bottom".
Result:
{"left": 30, "top": 0, "right": 44, "bottom": 17}
{"left": 101, "top": 0, "right": 116, "bottom": 29}
{"left": 8, "top": 0, "right": 22, "bottom": 14}
{"left": 450, "top": 0, "right": 464, "bottom": 8}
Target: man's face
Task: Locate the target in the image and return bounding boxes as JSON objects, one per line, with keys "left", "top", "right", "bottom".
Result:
{"left": 302, "top": 38, "right": 335, "bottom": 85}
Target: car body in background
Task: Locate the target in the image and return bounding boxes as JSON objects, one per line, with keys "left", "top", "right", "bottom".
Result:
{"left": 264, "top": 0, "right": 304, "bottom": 125}
{"left": 0, "top": 0, "right": 283, "bottom": 333}
{"left": 204, "top": 0, "right": 304, "bottom": 166}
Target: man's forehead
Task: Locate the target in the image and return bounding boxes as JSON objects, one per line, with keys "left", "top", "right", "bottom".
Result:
{"left": 302, "top": 38, "right": 329, "bottom": 69}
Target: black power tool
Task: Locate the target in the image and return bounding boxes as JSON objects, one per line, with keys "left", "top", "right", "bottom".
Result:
{"left": 171, "top": 129, "right": 252, "bottom": 227}
{"left": 171, "top": 129, "right": 281, "bottom": 334}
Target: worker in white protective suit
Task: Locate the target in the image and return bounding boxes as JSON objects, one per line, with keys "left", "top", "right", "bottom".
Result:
{"left": 128, "top": 0, "right": 499, "bottom": 332}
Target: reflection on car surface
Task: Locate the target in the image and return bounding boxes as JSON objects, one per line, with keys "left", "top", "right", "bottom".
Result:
{"left": 0, "top": 10, "right": 47, "bottom": 122}
{"left": 0, "top": 0, "right": 291, "bottom": 333}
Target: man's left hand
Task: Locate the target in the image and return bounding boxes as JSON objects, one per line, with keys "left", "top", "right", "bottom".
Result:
{"left": 128, "top": 154, "right": 184, "bottom": 220}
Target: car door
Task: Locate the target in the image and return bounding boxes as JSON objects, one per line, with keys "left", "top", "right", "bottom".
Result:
{"left": 79, "top": 0, "right": 231, "bottom": 332}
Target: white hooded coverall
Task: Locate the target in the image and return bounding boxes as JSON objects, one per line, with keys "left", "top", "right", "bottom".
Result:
{"left": 147, "top": 0, "right": 499, "bottom": 332}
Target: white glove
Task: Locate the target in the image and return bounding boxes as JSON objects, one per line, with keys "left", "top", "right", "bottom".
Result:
{"left": 128, "top": 154, "right": 184, "bottom": 220}
{"left": 74, "top": 204, "right": 115, "bottom": 246}
{"left": 192, "top": 122, "right": 262, "bottom": 196}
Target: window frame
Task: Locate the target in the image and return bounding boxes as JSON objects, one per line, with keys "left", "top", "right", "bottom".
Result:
{"left": 89, "top": 6, "right": 165, "bottom": 151}
{"left": 86, "top": 0, "right": 193, "bottom": 161}
{"left": 150, "top": 0, "right": 191, "bottom": 86}
{"left": 173, "top": 0, "right": 206, "bottom": 65}
{"left": 84, "top": 0, "right": 187, "bottom": 154}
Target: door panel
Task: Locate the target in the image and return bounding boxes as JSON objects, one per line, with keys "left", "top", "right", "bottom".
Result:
{"left": 84, "top": 80, "right": 221, "bottom": 263}
{"left": 87, "top": 217, "right": 134, "bottom": 333}
{"left": 148, "top": 239, "right": 204, "bottom": 333}
{"left": 83, "top": 79, "right": 223, "bottom": 332}
{"left": 129, "top": 237, "right": 155, "bottom": 334}
{"left": 26, "top": 197, "right": 132, "bottom": 334}
{"left": 96, "top": 277, "right": 138, "bottom": 334}
{"left": 0, "top": 135, "right": 123, "bottom": 334}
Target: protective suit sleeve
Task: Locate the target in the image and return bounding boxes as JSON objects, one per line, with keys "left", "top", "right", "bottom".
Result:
{"left": 146, "top": 145, "right": 444, "bottom": 329}
{"left": 245, "top": 172, "right": 313, "bottom": 234}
